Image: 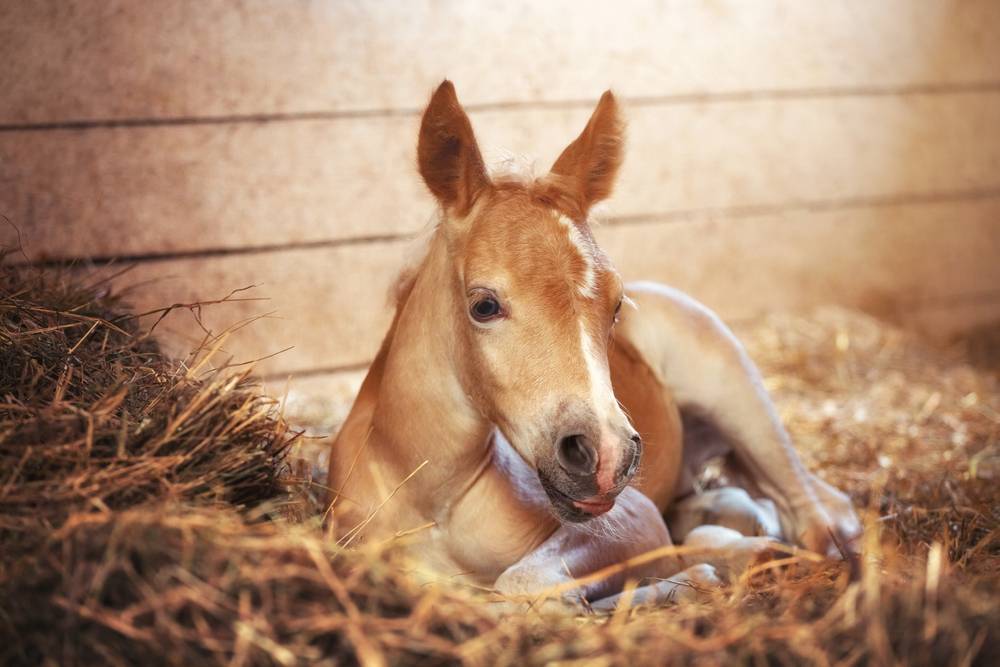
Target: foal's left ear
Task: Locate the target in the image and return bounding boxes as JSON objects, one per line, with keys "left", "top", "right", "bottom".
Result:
{"left": 543, "top": 91, "right": 624, "bottom": 220}
{"left": 417, "top": 80, "right": 491, "bottom": 217}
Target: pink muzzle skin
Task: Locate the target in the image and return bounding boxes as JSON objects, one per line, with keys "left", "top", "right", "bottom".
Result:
{"left": 574, "top": 433, "right": 632, "bottom": 515}
{"left": 593, "top": 436, "right": 621, "bottom": 496}
{"left": 572, "top": 496, "right": 615, "bottom": 516}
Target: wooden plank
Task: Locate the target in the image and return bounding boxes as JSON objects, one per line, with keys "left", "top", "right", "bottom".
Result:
{"left": 3, "top": 1, "right": 999, "bottom": 125}
{"left": 5, "top": 93, "right": 1000, "bottom": 260}
{"left": 0, "top": 114, "right": 426, "bottom": 260}
{"left": 105, "top": 199, "right": 1000, "bottom": 377}
{"left": 109, "top": 239, "right": 409, "bottom": 378}
{"left": 594, "top": 206, "right": 1000, "bottom": 321}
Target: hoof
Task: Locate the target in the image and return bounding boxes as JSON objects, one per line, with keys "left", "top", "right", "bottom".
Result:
{"left": 667, "top": 563, "right": 722, "bottom": 603}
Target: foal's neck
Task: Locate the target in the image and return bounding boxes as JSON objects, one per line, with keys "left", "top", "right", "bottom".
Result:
{"left": 370, "top": 231, "right": 493, "bottom": 512}
{"left": 338, "top": 227, "right": 559, "bottom": 576}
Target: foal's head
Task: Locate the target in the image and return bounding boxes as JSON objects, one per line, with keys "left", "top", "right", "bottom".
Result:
{"left": 416, "top": 81, "right": 640, "bottom": 522}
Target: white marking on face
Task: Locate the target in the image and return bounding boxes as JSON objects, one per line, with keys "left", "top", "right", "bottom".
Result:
{"left": 579, "top": 320, "right": 611, "bottom": 421}
{"left": 558, "top": 215, "right": 597, "bottom": 299}
{"left": 579, "top": 319, "right": 619, "bottom": 493}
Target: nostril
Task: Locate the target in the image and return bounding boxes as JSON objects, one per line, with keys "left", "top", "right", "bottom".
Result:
{"left": 625, "top": 447, "right": 641, "bottom": 477}
{"left": 625, "top": 434, "right": 642, "bottom": 477}
{"left": 557, "top": 434, "right": 597, "bottom": 475}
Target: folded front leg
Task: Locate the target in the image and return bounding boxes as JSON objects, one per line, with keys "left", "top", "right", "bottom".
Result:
{"left": 682, "top": 524, "right": 780, "bottom": 580}
{"left": 493, "top": 487, "right": 721, "bottom": 611}
{"left": 588, "top": 563, "right": 721, "bottom": 612}
{"left": 666, "top": 486, "right": 781, "bottom": 543}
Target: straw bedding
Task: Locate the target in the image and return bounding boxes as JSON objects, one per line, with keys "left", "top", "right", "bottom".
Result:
{"left": 1, "top": 260, "right": 997, "bottom": 666}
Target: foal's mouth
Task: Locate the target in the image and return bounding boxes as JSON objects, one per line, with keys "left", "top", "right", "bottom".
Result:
{"left": 538, "top": 471, "right": 616, "bottom": 521}
{"left": 571, "top": 496, "right": 615, "bottom": 515}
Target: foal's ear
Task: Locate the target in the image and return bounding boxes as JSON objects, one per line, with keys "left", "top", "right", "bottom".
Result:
{"left": 417, "top": 80, "right": 490, "bottom": 216}
{"left": 544, "top": 91, "right": 624, "bottom": 219}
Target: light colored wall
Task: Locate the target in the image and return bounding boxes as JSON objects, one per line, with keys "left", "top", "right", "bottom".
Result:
{"left": 2, "top": 1, "right": 999, "bottom": 403}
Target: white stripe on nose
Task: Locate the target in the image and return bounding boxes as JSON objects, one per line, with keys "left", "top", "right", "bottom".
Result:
{"left": 578, "top": 320, "right": 621, "bottom": 494}
{"left": 559, "top": 215, "right": 597, "bottom": 299}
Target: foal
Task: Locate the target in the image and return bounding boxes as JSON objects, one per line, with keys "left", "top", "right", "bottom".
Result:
{"left": 327, "top": 81, "right": 860, "bottom": 608}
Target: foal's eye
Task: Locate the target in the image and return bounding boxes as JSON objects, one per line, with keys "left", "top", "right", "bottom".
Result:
{"left": 613, "top": 297, "right": 623, "bottom": 323}
{"left": 470, "top": 294, "right": 503, "bottom": 323}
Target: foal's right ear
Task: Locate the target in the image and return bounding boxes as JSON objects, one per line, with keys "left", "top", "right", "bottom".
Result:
{"left": 417, "top": 80, "right": 490, "bottom": 216}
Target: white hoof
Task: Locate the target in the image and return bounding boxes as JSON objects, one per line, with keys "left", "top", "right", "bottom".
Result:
{"left": 684, "top": 525, "right": 779, "bottom": 579}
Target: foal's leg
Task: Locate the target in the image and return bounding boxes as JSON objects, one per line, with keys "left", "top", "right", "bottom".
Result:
{"left": 617, "top": 282, "right": 860, "bottom": 556}
{"left": 681, "top": 525, "right": 779, "bottom": 580}
{"left": 587, "top": 563, "right": 721, "bottom": 611}
{"left": 493, "top": 487, "right": 721, "bottom": 610}
{"left": 665, "top": 486, "right": 781, "bottom": 543}
{"left": 493, "top": 488, "right": 789, "bottom": 612}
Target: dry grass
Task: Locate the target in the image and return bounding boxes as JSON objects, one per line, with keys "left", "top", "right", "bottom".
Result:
{"left": 1, "top": 260, "right": 997, "bottom": 666}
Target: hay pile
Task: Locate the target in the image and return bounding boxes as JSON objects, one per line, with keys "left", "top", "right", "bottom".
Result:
{"left": 1, "top": 261, "right": 997, "bottom": 666}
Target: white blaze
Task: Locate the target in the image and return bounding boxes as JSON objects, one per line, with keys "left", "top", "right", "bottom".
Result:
{"left": 558, "top": 214, "right": 621, "bottom": 492}
{"left": 558, "top": 215, "right": 597, "bottom": 299}
{"left": 579, "top": 319, "right": 619, "bottom": 492}
{"left": 579, "top": 320, "right": 612, "bottom": 421}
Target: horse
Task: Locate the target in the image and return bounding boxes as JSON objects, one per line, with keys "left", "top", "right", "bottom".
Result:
{"left": 326, "top": 80, "right": 860, "bottom": 609}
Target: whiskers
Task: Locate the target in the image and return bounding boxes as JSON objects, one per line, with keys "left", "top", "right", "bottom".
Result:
{"left": 571, "top": 505, "right": 634, "bottom": 543}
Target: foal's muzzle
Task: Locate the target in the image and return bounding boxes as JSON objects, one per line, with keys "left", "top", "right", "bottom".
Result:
{"left": 543, "top": 429, "right": 642, "bottom": 521}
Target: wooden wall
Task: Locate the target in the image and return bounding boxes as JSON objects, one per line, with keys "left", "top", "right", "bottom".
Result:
{"left": 2, "top": 1, "right": 999, "bottom": 411}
